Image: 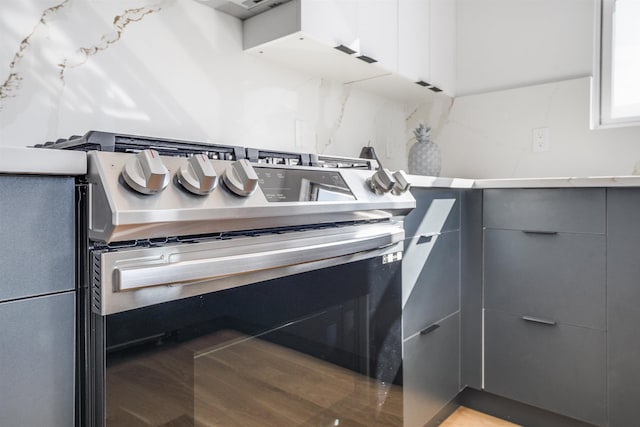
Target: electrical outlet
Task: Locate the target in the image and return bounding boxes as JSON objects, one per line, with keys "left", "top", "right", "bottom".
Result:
{"left": 532, "top": 127, "right": 550, "bottom": 152}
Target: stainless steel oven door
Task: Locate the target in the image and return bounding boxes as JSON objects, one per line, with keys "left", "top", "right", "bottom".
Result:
{"left": 87, "top": 222, "right": 405, "bottom": 426}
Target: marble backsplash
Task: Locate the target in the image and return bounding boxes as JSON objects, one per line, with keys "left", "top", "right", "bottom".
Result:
{"left": 0, "top": 0, "right": 423, "bottom": 172}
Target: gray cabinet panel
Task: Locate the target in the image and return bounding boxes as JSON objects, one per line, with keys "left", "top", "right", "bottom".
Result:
{"left": 483, "top": 188, "right": 605, "bottom": 234}
{"left": 404, "top": 312, "right": 460, "bottom": 427}
{"left": 606, "top": 188, "right": 640, "bottom": 427}
{"left": 460, "top": 189, "right": 483, "bottom": 390}
{"left": 0, "top": 292, "right": 75, "bottom": 427}
{"left": 403, "top": 231, "right": 460, "bottom": 338}
{"left": 485, "top": 309, "right": 606, "bottom": 426}
{"left": 484, "top": 229, "right": 605, "bottom": 330}
{"left": 0, "top": 176, "right": 75, "bottom": 301}
{"left": 404, "top": 188, "right": 460, "bottom": 239}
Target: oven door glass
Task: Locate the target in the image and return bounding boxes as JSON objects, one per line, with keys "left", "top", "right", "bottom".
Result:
{"left": 100, "top": 256, "right": 402, "bottom": 426}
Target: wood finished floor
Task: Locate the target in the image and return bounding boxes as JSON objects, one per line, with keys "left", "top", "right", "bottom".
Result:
{"left": 105, "top": 328, "right": 516, "bottom": 427}
{"left": 106, "top": 329, "right": 402, "bottom": 426}
{"left": 441, "top": 406, "right": 522, "bottom": 427}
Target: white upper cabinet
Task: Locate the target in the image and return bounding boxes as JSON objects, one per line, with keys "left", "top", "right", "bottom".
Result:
{"left": 355, "top": 0, "right": 398, "bottom": 72}
{"left": 301, "top": 0, "right": 359, "bottom": 49}
{"left": 429, "top": 0, "right": 456, "bottom": 94}
{"left": 398, "top": 0, "right": 455, "bottom": 94}
{"left": 398, "top": 0, "right": 431, "bottom": 83}
{"left": 243, "top": 0, "right": 454, "bottom": 96}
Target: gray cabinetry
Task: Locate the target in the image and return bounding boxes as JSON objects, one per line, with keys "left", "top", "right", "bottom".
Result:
{"left": 0, "top": 293, "right": 75, "bottom": 427}
{"left": 0, "top": 175, "right": 75, "bottom": 427}
{"left": 483, "top": 188, "right": 605, "bottom": 233}
{"left": 607, "top": 188, "right": 640, "bottom": 427}
{"left": 484, "top": 310, "right": 606, "bottom": 427}
{"left": 403, "top": 230, "right": 460, "bottom": 338}
{"left": 484, "top": 229, "right": 605, "bottom": 330}
{"left": 403, "top": 313, "right": 460, "bottom": 427}
{"left": 403, "top": 188, "right": 461, "bottom": 427}
{"left": 404, "top": 188, "right": 460, "bottom": 239}
{"left": 483, "top": 188, "right": 606, "bottom": 426}
{"left": 0, "top": 176, "right": 75, "bottom": 301}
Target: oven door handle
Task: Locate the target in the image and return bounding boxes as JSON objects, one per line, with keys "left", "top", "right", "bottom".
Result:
{"left": 114, "top": 227, "right": 403, "bottom": 292}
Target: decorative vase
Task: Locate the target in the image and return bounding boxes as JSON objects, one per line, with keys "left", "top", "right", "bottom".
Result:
{"left": 408, "top": 124, "right": 441, "bottom": 176}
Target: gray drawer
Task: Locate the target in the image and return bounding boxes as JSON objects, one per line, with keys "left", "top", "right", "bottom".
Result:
{"left": 0, "top": 176, "right": 75, "bottom": 301}
{"left": 403, "top": 312, "right": 459, "bottom": 427}
{"left": 404, "top": 188, "right": 460, "bottom": 239}
{"left": 485, "top": 309, "right": 606, "bottom": 427}
{"left": 483, "top": 188, "right": 605, "bottom": 234}
{"left": 0, "top": 292, "right": 75, "bottom": 427}
{"left": 403, "top": 231, "right": 460, "bottom": 338}
{"left": 484, "top": 229, "right": 605, "bottom": 330}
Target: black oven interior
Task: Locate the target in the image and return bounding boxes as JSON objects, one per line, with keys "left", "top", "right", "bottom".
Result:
{"left": 93, "top": 255, "right": 402, "bottom": 426}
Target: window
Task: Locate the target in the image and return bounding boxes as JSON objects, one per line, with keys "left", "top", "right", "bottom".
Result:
{"left": 593, "top": 0, "right": 640, "bottom": 128}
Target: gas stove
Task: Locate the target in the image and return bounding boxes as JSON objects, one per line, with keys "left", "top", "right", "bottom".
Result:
{"left": 40, "top": 131, "right": 414, "bottom": 243}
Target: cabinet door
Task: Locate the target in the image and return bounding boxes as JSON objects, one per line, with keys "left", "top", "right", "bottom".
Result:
{"left": 484, "top": 229, "right": 605, "bottom": 330}
{"left": 0, "top": 292, "right": 75, "bottom": 427}
{"left": 301, "top": 0, "right": 358, "bottom": 47}
{"left": 404, "top": 312, "right": 459, "bottom": 427}
{"left": 404, "top": 188, "right": 460, "bottom": 240}
{"left": 403, "top": 231, "right": 460, "bottom": 339}
{"left": 483, "top": 188, "right": 605, "bottom": 234}
{"left": 356, "top": 0, "right": 398, "bottom": 71}
{"left": 429, "top": 0, "right": 456, "bottom": 93}
{"left": 398, "top": 0, "right": 430, "bottom": 83}
{"left": 607, "top": 188, "right": 640, "bottom": 426}
{"left": 0, "top": 176, "right": 75, "bottom": 301}
{"left": 485, "top": 310, "right": 606, "bottom": 426}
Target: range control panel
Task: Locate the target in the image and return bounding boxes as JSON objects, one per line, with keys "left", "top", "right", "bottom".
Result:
{"left": 88, "top": 150, "right": 415, "bottom": 243}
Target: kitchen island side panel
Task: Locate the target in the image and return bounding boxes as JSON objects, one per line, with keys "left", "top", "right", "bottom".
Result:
{"left": 607, "top": 188, "right": 640, "bottom": 427}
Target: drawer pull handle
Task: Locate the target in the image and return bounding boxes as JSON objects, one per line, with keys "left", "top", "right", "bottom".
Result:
{"left": 417, "top": 235, "right": 433, "bottom": 244}
{"left": 357, "top": 54, "right": 378, "bottom": 64}
{"left": 334, "top": 44, "right": 357, "bottom": 55}
{"left": 521, "top": 316, "right": 557, "bottom": 326}
{"left": 420, "top": 323, "right": 440, "bottom": 335}
{"left": 522, "top": 230, "right": 558, "bottom": 235}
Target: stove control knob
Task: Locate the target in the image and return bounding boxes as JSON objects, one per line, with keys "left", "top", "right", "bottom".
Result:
{"left": 177, "top": 154, "right": 218, "bottom": 195}
{"left": 367, "top": 168, "right": 396, "bottom": 195}
{"left": 392, "top": 170, "right": 411, "bottom": 195}
{"left": 121, "top": 149, "right": 170, "bottom": 195}
{"left": 222, "top": 159, "right": 258, "bottom": 197}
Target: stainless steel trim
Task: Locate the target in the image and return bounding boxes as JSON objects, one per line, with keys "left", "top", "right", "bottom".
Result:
{"left": 87, "top": 152, "right": 415, "bottom": 242}
{"left": 97, "top": 221, "right": 405, "bottom": 315}
{"left": 115, "top": 226, "right": 398, "bottom": 291}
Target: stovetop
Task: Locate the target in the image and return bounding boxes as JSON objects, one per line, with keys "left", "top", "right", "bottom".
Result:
{"left": 36, "top": 131, "right": 375, "bottom": 170}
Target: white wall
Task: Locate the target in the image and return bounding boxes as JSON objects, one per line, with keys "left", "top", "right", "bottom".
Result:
{"left": 6, "top": 0, "right": 638, "bottom": 180}
{"left": 0, "top": 0, "right": 417, "bottom": 172}
{"left": 456, "top": 0, "right": 595, "bottom": 96}
{"left": 422, "top": 0, "right": 640, "bottom": 179}
{"left": 420, "top": 77, "right": 640, "bottom": 179}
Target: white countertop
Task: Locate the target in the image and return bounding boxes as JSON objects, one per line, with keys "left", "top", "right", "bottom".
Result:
{"left": 0, "top": 147, "right": 86, "bottom": 175}
{"left": 407, "top": 175, "right": 475, "bottom": 189}
{"left": 3, "top": 148, "right": 640, "bottom": 187}
{"left": 409, "top": 174, "right": 640, "bottom": 189}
